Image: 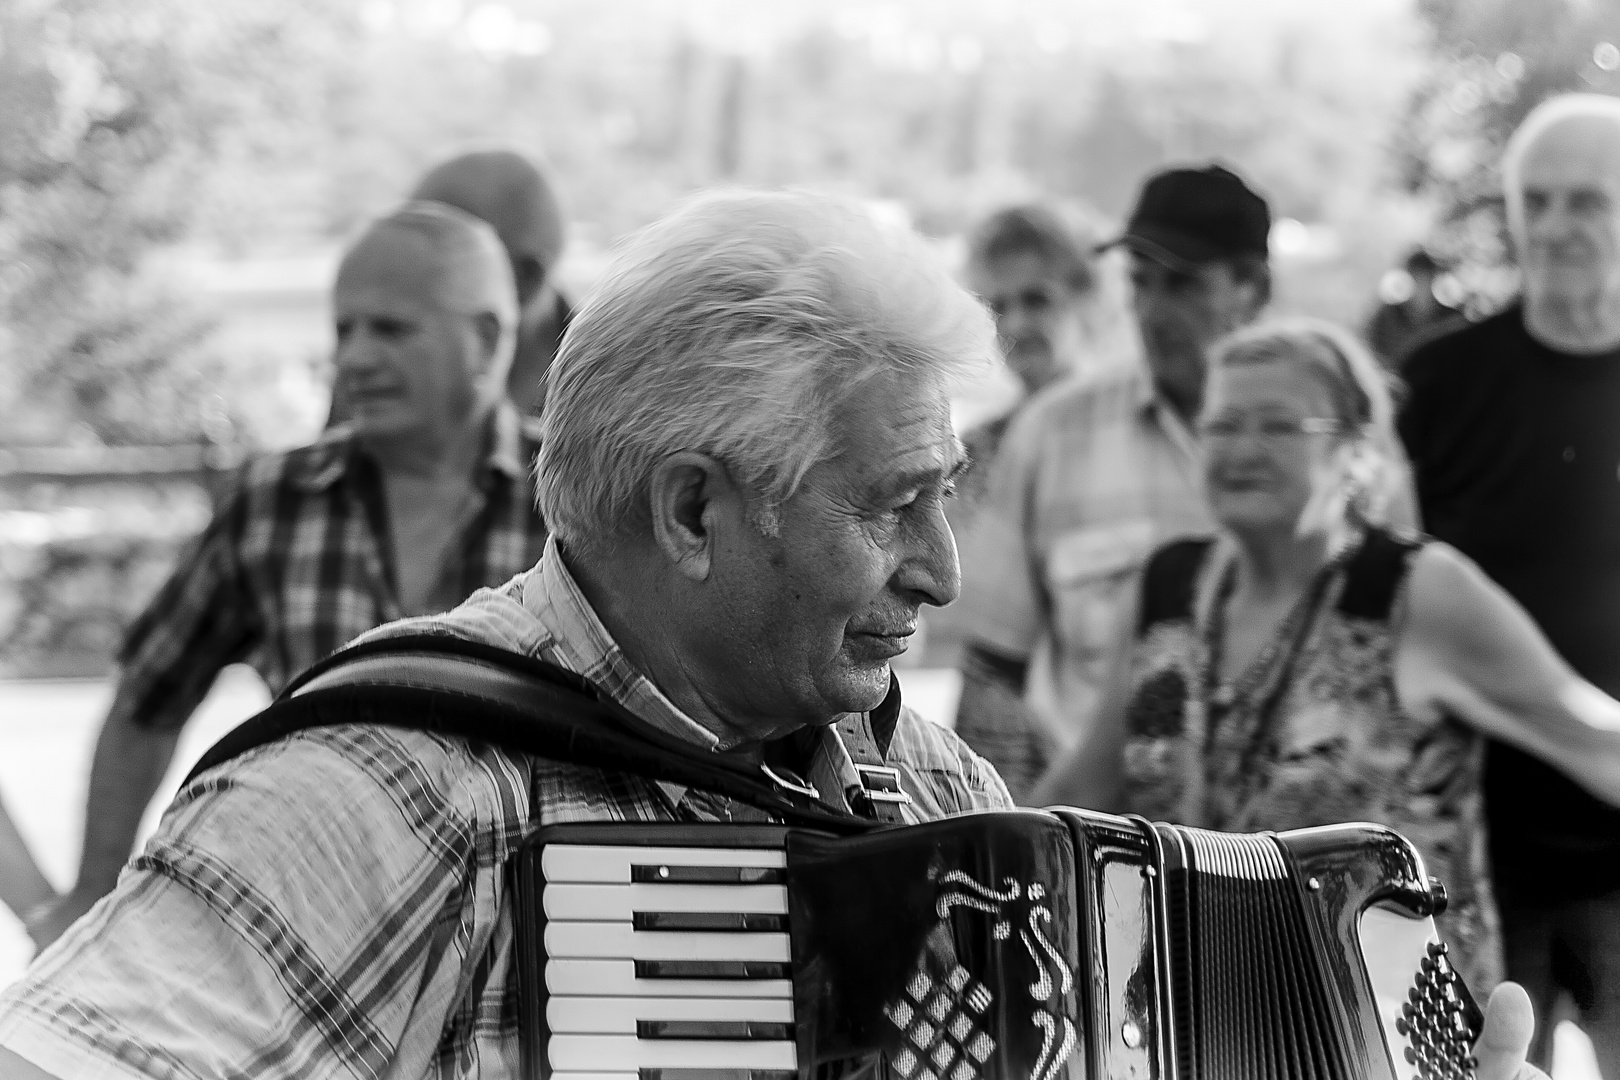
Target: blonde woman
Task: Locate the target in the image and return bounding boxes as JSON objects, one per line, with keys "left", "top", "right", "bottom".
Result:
{"left": 1036, "top": 318, "right": 1620, "bottom": 995}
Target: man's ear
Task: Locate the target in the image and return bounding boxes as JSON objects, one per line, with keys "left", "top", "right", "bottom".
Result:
{"left": 471, "top": 311, "right": 504, "bottom": 375}
{"left": 647, "top": 452, "right": 736, "bottom": 582}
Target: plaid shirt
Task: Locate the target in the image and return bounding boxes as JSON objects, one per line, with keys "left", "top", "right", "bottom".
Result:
{"left": 112, "top": 401, "right": 548, "bottom": 732}
{"left": 0, "top": 538, "right": 1011, "bottom": 1080}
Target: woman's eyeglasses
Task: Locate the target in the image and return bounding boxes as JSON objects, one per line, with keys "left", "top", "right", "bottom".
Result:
{"left": 1197, "top": 415, "right": 1342, "bottom": 441}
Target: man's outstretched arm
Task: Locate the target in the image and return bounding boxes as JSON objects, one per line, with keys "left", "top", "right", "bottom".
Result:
{"left": 29, "top": 490, "right": 257, "bottom": 951}
{"left": 26, "top": 690, "right": 182, "bottom": 949}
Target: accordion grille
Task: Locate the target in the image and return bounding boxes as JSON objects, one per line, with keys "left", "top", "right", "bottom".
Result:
{"left": 1173, "top": 828, "right": 1348, "bottom": 1080}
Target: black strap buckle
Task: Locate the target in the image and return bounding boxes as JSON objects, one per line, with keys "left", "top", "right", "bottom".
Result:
{"left": 849, "top": 763, "right": 911, "bottom": 820}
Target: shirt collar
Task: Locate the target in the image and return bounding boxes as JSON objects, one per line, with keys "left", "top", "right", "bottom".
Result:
{"left": 291, "top": 399, "right": 527, "bottom": 493}
{"left": 518, "top": 535, "right": 906, "bottom": 815}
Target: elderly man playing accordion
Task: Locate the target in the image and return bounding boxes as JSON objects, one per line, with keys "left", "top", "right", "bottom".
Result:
{"left": 0, "top": 191, "right": 1545, "bottom": 1080}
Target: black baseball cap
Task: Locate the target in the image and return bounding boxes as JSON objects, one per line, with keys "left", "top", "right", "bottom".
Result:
{"left": 1099, "top": 163, "right": 1271, "bottom": 270}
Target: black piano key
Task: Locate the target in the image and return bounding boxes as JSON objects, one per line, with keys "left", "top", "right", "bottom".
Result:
{"left": 636, "top": 1020, "right": 795, "bottom": 1040}
{"left": 631, "top": 864, "right": 785, "bottom": 885}
{"left": 633, "top": 911, "right": 788, "bottom": 933}
{"left": 634, "top": 960, "right": 793, "bottom": 980}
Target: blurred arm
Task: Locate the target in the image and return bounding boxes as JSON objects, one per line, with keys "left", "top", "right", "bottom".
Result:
{"left": 35, "top": 492, "right": 259, "bottom": 949}
{"left": 1396, "top": 542, "right": 1620, "bottom": 806}
{"left": 953, "top": 645, "right": 1052, "bottom": 803}
{"left": 1030, "top": 587, "right": 1137, "bottom": 812}
{"left": 0, "top": 791, "right": 55, "bottom": 922}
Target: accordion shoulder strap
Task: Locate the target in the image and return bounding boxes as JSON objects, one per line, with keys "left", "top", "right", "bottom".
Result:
{"left": 182, "top": 633, "right": 880, "bottom": 835}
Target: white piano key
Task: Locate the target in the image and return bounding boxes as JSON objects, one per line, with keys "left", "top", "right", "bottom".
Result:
{"left": 548, "top": 995, "right": 795, "bottom": 1033}
{"left": 542, "top": 882, "right": 788, "bottom": 920}
{"left": 549, "top": 1035, "right": 797, "bottom": 1070}
{"left": 543, "top": 844, "right": 785, "bottom": 883}
{"left": 549, "top": 1074, "right": 638, "bottom": 1080}
{"left": 545, "top": 921, "right": 790, "bottom": 961}
{"left": 546, "top": 959, "right": 792, "bottom": 998}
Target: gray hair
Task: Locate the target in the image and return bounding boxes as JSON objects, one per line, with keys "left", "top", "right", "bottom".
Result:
{"left": 1207, "top": 317, "right": 1403, "bottom": 528}
{"left": 368, "top": 200, "right": 519, "bottom": 378}
{"left": 537, "top": 188, "right": 995, "bottom": 552}
{"left": 1502, "top": 93, "right": 1620, "bottom": 241}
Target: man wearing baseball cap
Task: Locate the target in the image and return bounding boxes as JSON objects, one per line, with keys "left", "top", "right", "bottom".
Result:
{"left": 950, "top": 163, "right": 1275, "bottom": 801}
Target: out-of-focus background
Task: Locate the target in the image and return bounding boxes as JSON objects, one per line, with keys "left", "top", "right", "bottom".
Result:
{"left": 0, "top": 0, "right": 1614, "bottom": 1072}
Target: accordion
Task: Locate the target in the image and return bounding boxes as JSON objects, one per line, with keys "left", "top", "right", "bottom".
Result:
{"left": 513, "top": 807, "right": 1483, "bottom": 1080}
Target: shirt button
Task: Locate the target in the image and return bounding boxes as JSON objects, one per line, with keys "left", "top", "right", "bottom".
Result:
{"left": 1563, "top": 446, "right": 1575, "bottom": 463}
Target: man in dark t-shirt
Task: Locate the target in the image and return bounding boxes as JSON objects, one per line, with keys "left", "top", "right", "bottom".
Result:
{"left": 1400, "top": 95, "right": 1620, "bottom": 1074}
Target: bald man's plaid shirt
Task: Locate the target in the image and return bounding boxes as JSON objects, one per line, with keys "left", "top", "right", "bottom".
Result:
{"left": 0, "top": 540, "right": 1011, "bottom": 1080}
{"left": 108, "top": 402, "right": 548, "bottom": 734}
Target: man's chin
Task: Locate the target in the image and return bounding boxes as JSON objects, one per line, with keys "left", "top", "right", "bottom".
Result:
{"left": 824, "top": 661, "right": 895, "bottom": 716}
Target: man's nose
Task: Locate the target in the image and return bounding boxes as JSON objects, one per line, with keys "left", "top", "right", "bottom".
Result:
{"left": 895, "top": 503, "right": 960, "bottom": 609}
{"left": 334, "top": 327, "right": 378, "bottom": 372}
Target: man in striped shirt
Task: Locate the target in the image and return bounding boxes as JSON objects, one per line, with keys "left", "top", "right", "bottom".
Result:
{"left": 24, "top": 200, "right": 549, "bottom": 949}
{"left": 0, "top": 191, "right": 1546, "bottom": 1080}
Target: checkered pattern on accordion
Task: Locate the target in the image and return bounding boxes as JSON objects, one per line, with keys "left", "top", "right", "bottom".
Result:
{"left": 512, "top": 811, "right": 1483, "bottom": 1080}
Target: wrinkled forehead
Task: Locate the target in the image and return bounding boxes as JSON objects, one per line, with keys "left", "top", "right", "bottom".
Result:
{"left": 1518, "top": 115, "right": 1620, "bottom": 191}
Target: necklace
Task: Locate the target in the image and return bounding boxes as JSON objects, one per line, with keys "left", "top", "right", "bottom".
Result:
{"left": 1176, "top": 539, "right": 1354, "bottom": 829}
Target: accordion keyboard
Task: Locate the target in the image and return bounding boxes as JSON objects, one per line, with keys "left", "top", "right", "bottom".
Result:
{"left": 539, "top": 841, "right": 797, "bottom": 1080}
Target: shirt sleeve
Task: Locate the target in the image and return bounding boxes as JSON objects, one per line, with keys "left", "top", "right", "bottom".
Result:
{"left": 952, "top": 406, "right": 1049, "bottom": 661}
{"left": 0, "top": 733, "right": 477, "bottom": 1080}
{"left": 114, "top": 481, "right": 262, "bottom": 731}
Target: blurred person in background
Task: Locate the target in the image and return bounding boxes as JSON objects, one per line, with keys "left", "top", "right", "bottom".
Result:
{"left": 1364, "top": 247, "right": 1463, "bottom": 369}
{"left": 28, "top": 202, "right": 550, "bottom": 950}
{"left": 329, "top": 149, "right": 570, "bottom": 421}
{"left": 1400, "top": 93, "right": 1620, "bottom": 1074}
{"left": 950, "top": 164, "right": 1277, "bottom": 800}
{"left": 955, "top": 204, "right": 1098, "bottom": 510}
{"left": 917, "top": 204, "right": 1099, "bottom": 668}
{"left": 1037, "top": 318, "right": 1620, "bottom": 995}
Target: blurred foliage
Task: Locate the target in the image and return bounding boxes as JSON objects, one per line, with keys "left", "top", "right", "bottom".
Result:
{"left": 0, "top": 0, "right": 348, "bottom": 447}
{"left": 1392, "top": 0, "right": 1620, "bottom": 312}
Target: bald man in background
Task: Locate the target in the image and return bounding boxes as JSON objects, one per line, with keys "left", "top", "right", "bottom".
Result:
{"left": 329, "top": 149, "right": 571, "bottom": 420}
{"left": 1402, "top": 94, "right": 1620, "bottom": 1073}
{"left": 28, "top": 202, "right": 550, "bottom": 949}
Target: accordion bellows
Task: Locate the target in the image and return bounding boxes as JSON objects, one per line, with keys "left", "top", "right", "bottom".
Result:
{"left": 514, "top": 808, "right": 1482, "bottom": 1080}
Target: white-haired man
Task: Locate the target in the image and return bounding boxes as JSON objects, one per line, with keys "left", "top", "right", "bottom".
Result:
{"left": 1401, "top": 93, "right": 1620, "bottom": 1074}
{"left": 0, "top": 191, "right": 1549, "bottom": 1080}
{"left": 25, "top": 202, "right": 550, "bottom": 949}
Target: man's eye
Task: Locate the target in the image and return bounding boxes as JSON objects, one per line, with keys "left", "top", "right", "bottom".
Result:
{"left": 1020, "top": 290, "right": 1052, "bottom": 310}
{"left": 1571, "top": 190, "right": 1610, "bottom": 215}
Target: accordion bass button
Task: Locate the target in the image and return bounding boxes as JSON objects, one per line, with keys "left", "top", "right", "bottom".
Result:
{"left": 1428, "top": 877, "right": 1450, "bottom": 915}
{"left": 1121, "top": 1019, "right": 1144, "bottom": 1049}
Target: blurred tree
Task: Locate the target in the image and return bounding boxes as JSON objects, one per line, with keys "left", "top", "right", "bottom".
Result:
{"left": 0, "top": 0, "right": 350, "bottom": 448}
{"left": 1391, "top": 0, "right": 1620, "bottom": 310}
